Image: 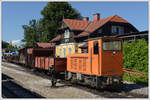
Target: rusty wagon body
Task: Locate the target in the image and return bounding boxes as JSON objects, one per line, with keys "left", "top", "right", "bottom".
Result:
{"left": 6, "top": 46, "right": 66, "bottom": 73}
{"left": 32, "top": 48, "right": 66, "bottom": 72}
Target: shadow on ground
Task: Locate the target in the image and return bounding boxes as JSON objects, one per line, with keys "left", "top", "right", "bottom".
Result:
{"left": 122, "top": 82, "right": 148, "bottom": 92}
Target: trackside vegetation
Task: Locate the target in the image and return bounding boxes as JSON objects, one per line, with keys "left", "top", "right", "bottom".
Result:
{"left": 123, "top": 39, "right": 148, "bottom": 84}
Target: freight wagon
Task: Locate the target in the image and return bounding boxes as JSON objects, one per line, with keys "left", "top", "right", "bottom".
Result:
{"left": 6, "top": 55, "right": 20, "bottom": 64}
{"left": 6, "top": 46, "right": 66, "bottom": 73}
{"left": 32, "top": 48, "right": 66, "bottom": 72}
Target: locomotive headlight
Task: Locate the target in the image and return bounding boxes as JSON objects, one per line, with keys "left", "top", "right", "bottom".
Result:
{"left": 113, "top": 78, "right": 118, "bottom": 82}
{"left": 112, "top": 51, "right": 116, "bottom": 55}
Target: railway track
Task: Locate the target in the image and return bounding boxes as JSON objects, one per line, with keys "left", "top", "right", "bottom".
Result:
{"left": 2, "top": 83, "right": 19, "bottom": 98}
{"left": 123, "top": 68, "right": 146, "bottom": 77}
{"left": 2, "top": 62, "right": 148, "bottom": 98}
{"left": 2, "top": 73, "right": 44, "bottom": 98}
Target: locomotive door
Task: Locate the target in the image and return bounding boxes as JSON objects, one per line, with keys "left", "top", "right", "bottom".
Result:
{"left": 101, "top": 39, "right": 123, "bottom": 75}
{"left": 91, "top": 40, "right": 101, "bottom": 75}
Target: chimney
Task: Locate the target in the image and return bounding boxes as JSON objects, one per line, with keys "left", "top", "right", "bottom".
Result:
{"left": 93, "top": 13, "right": 100, "bottom": 21}
{"left": 83, "top": 17, "right": 89, "bottom": 21}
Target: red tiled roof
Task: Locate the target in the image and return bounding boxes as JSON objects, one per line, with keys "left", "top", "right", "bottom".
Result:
{"left": 36, "top": 43, "right": 55, "bottom": 48}
{"left": 50, "top": 35, "right": 62, "bottom": 42}
{"left": 76, "top": 15, "right": 129, "bottom": 38}
{"left": 84, "top": 15, "right": 114, "bottom": 33}
{"left": 51, "top": 15, "right": 130, "bottom": 40}
{"left": 63, "top": 19, "right": 91, "bottom": 31}
{"left": 79, "top": 43, "right": 88, "bottom": 48}
{"left": 110, "top": 15, "right": 128, "bottom": 23}
{"left": 75, "top": 31, "right": 89, "bottom": 38}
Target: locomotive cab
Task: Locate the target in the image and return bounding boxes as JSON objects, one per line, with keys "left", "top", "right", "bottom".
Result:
{"left": 88, "top": 37, "right": 123, "bottom": 76}
{"left": 67, "top": 37, "right": 123, "bottom": 88}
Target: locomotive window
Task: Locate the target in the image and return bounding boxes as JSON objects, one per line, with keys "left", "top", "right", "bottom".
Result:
{"left": 93, "top": 41, "right": 99, "bottom": 54}
{"left": 103, "top": 40, "right": 121, "bottom": 51}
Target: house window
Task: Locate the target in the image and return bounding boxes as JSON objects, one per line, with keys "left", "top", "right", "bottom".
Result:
{"left": 112, "top": 26, "right": 124, "bottom": 35}
{"left": 65, "top": 39, "right": 69, "bottom": 42}
{"left": 64, "top": 29, "right": 70, "bottom": 42}
{"left": 98, "top": 28, "right": 102, "bottom": 34}
{"left": 68, "top": 47, "right": 72, "bottom": 54}
{"left": 63, "top": 48, "right": 66, "bottom": 57}
{"left": 119, "top": 26, "right": 124, "bottom": 35}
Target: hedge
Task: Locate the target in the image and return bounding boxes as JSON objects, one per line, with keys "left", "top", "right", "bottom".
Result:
{"left": 123, "top": 39, "right": 148, "bottom": 83}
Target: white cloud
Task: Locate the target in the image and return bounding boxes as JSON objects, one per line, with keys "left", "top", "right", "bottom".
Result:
{"left": 11, "top": 40, "right": 21, "bottom": 45}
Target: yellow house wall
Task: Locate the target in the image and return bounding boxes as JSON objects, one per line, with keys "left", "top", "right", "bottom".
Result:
{"left": 78, "top": 47, "right": 82, "bottom": 53}
{"left": 55, "top": 46, "right": 58, "bottom": 56}
{"left": 66, "top": 45, "right": 68, "bottom": 56}
{"left": 55, "top": 43, "right": 85, "bottom": 58}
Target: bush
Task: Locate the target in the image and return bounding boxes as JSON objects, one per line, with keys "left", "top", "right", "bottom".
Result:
{"left": 123, "top": 39, "right": 148, "bottom": 83}
{"left": 123, "top": 72, "right": 148, "bottom": 84}
{"left": 123, "top": 39, "right": 148, "bottom": 72}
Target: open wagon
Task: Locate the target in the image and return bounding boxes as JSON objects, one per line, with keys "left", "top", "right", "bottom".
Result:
{"left": 32, "top": 47, "right": 67, "bottom": 73}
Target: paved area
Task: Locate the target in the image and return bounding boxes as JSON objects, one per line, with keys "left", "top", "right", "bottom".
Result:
{"left": 2, "top": 62, "right": 100, "bottom": 98}
{"left": 1, "top": 62, "right": 148, "bottom": 98}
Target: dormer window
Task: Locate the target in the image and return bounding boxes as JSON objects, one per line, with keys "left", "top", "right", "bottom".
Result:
{"left": 64, "top": 29, "right": 70, "bottom": 42}
{"left": 98, "top": 28, "right": 102, "bottom": 34}
{"left": 112, "top": 26, "right": 124, "bottom": 35}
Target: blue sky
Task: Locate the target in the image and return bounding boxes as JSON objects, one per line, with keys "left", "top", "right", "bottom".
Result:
{"left": 2, "top": 1, "right": 148, "bottom": 46}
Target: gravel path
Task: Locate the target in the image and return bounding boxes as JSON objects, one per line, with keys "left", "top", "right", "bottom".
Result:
{"left": 2, "top": 62, "right": 148, "bottom": 98}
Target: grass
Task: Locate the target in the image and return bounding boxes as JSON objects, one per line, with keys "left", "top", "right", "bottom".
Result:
{"left": 123, "top": 72, "right": 148, "bottom": 85}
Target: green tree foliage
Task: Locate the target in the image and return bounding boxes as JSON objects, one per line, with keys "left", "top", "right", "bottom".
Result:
{"left": 2, "top": 40, "right": 18, "bottom": 52}
{"left": 40, "top": 2, "right": 82, "bottom": 42}
{"left": 22, "top": 19, "right": 44, "bottom": 47}
{"left": 2, "top": 40, "right": 9, "bottom": 48}
{"left": 123, "top": 39, "right": 148, "bottom": 73}
{"left": 22, "top": 2, "right": 82, "bottom": 46}
{"left": 7, "top": 44, "right": 18, "bottom": 51}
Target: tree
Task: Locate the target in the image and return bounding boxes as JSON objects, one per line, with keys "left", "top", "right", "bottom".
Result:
{"left": 40, "top": 2, "right": 82, "bottom": 42}
{"left": 7, "top": 44, "right": 18, "bottom": 51}
{"left": 2, "top": 40, "right": 18, "bottom": 52}
{"left": 22, "top": 19, "right": 44, "bottom": 47}
{"left": 2, "top": 40, "right": 9, "bottom": 48}
{"left": 22, "top": 2, "right": 82, "bottom": 46}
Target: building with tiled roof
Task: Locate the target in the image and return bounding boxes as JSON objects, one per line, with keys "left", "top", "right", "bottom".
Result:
{"left": 63, "top": 18, "right": 91, "bottom": 31}
{"left": 35, "top": 43, "right": 55, "bottom": 48}
{"left": 50, "top": 35, "right": 62, "bottom": 43}
{"left": 51, "top": 13, "right": 139, "bottom": 58}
